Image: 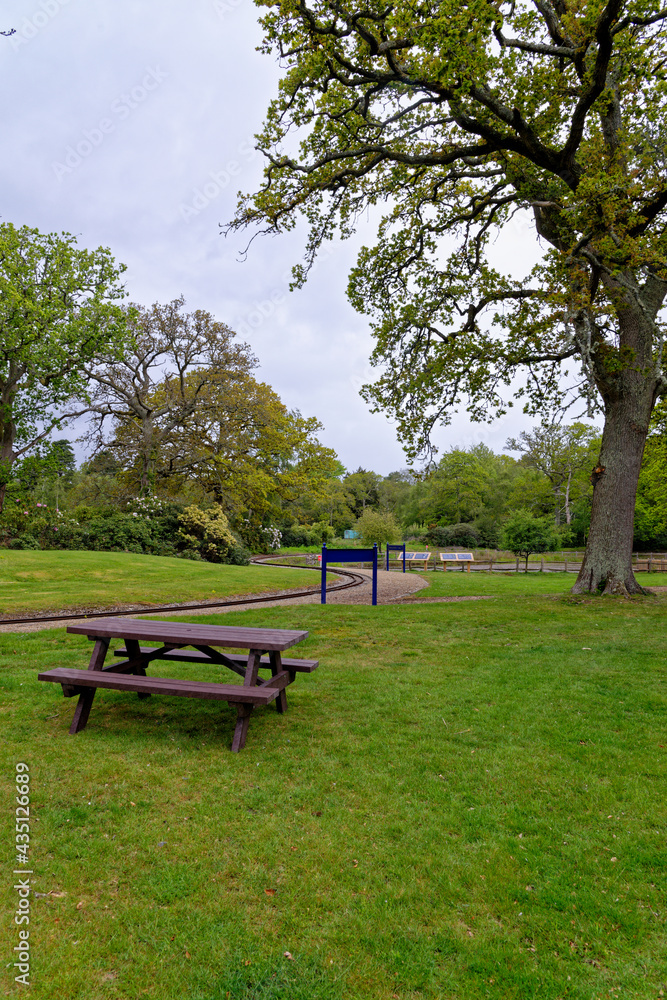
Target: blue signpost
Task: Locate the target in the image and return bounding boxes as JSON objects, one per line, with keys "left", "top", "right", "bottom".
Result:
{"left": 321, "top": 544, "right": 378, "bottom": 606}
{"left": 386, "top": 543, "right": 406, "bottom": 572}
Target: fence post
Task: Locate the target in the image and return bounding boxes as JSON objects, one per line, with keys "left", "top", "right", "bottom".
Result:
{"left": 372, "top": 544, "right": 378, "bottom": 606}
{"left": 540, "top": 557, "right": 544, "bottom": 572}
{"left": 320, "top": 544, "right": 327, "bottom": 604}
{"left": 489, "top": 559, "right": 494, "bottom": 574}
{"left": 515, "top": 557, "right": 520, "bottom": 573}
{"left": 564, "top": 558, "right": 568, "bottom": 573}
{"left": 649, "top": 552, "right": 653, "bottom": 573}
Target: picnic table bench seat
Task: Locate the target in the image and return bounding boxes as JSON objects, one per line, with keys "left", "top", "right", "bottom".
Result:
{"left": 112, "top": 646, "right": 319, "bottom": 673}
{"left": 37, "top": 617, "right": 317, "bottom": 752}
{"left": 38, "top": 668, "right": 286, "bottom": 703}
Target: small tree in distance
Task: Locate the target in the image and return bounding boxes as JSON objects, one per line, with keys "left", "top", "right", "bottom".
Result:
{"left": 502, "top": 510, "right": 559, "bottom": 573}
{"left": 355, "top": 508, "right": 400, "bottom": 555}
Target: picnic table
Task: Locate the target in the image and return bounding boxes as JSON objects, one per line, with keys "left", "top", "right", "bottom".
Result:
{"left": 38, "top": 617, "right": 317, "bottom": 752}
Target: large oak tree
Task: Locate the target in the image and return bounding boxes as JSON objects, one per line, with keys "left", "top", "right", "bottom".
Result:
{"left": 229, "top": 0, "right": 667, "bottom": 595}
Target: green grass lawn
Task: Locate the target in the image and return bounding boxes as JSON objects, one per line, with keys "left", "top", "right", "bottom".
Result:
{"left": 1, "top": 585, "right": 666, "bottom": 999}
{"left": 0, "top": 551, "right": 318, "bottom": 615}
{"left": 403, "top": 568, "right": 667, "bottom": 598}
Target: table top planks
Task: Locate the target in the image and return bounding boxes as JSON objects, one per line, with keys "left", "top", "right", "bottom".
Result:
{"left": 66, "top": 617, "right": 309, "bottom": 652}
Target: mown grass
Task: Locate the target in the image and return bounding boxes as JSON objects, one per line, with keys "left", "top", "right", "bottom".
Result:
{"left": 0, "top": 551, "right": 317, "bottom": 615}
{"left": 403, "top": 569, "right": 667, "bottom": 598}
{"left": 1, "top": 585, "right": 666, "bottom": 999}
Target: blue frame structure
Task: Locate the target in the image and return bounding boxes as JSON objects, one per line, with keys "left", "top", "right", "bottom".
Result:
{"left": 321, "top": 544, "right": 378, "bottom": 605}
{"left": 386, "top": 543, "right": 406, "bottom": 572}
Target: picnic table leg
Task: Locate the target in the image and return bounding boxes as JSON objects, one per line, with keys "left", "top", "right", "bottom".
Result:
{"left": 69, "top": 637, "right": 110, "bottom": 734}
{"left": 269, "top": 651, "right": 288, "bottom": 714}
{"left": 230, "top": 650, "right": 262, "bottom": 751}
{"left": 125, "top": 638, "right": 151, "bottom": 699}
{"left": 230, "top": 703, "right": 252, "bottom": 752}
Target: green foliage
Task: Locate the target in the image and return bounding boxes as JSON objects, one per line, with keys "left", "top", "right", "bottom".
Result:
{"left": 232, "top": 1, "right": 667, "bottom": 453}
{"left": 231, "top": 0, "right": 667, "bottom": 592}
{"left": 7, "top": 532, "right": 40, "bottom": 550}
{"left": 634, "top": 401, "right": 667, "bottom": 548}
{"left": 355, "top": 507, "right": 400, "bottom": 552}
{"left": 501, "top": 509, "right": 559, "bottom": 570}
{"left": 0, "top": 223, "right": 130, "bottom": 504}
{"left": 178, "top": 504, "right": 249, "bottom": 564}
{"left": 425, "top": 522, "right": 481, "bottom": 548}
{"left": 507, "top": 422, "right": 600, "bottom": 527}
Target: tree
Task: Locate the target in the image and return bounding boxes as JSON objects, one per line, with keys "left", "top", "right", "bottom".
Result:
{"left": 634, "top": 401, "right": 667, "bottom": 547}
{"left": 506, "top": 422, "right": 601, "bottom": 526}
{"left": 342, "top": 468, "right": 383, "bottom": 517}
{"left": 355, "top": 507, "right": 400, "bottom": 552}
{"left": 84, "top": 296, "right": 257, "bottom": 492}
{"left": 0, "top": 223, "right": 129, "bottom": 512}
{"left": 502, "top": 509, "right": 559, "bottom": 572}
{"left": 230, "top": 0, "right": 667, "bottom": 596}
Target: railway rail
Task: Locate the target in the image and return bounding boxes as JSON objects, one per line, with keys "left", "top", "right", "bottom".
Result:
{"left": 0, "top": 555, "right": 365, "bottom": 628}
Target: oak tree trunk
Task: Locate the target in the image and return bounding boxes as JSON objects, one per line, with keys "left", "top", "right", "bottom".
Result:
{"left": 573, "top": 307, "right": 658, "bottom": 596}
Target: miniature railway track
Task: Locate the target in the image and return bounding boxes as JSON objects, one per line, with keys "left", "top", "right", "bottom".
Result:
{"left": 0, "top": 555, "right": 365, "bottom": 628}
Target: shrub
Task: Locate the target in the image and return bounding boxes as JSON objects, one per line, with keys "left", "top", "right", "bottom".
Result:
{"left": 501, "top": 509, "right": 559, "bottom": 571}
{"left": 355, "top": 509, "right": 400, "bottom": 553}
{"left": 279, "top": 524, "right": 315, "bottom": 548}
{"left": 425, "top": 523, "right": 480, "bottom": 548}
{"left": 177, "top": 505, "right": 239, "bottom": 563}
{"left": 8, "top": 533, "right": 40, "bottom": 550}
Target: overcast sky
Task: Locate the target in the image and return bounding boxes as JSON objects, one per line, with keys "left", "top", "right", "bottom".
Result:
{"left": 1, "top": 0, "right": 586, "bottom": 474}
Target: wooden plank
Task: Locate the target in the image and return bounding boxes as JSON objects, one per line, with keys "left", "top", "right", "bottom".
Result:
{"left": 66, "top": 618, "right": 308, "bottom": 651}
{"left": 126, "top": 637, "right": 151, "bottom": 700}
{"left": 258, "top": 670, "right": 291, "bottom": 692}
{"left": 269, "top": 651, "right": 288, "bottom": 714}
{"left": 231, "top": 704, "right": 252, "bottom": 752}
{"left": 38, "top": 668, "right": 279, "bottom": 705}
{"left": 69, "top": 636, "right": 109, "bottom": 734}
{"left": 113, "top": 647, "right": 319, "bottom": 673}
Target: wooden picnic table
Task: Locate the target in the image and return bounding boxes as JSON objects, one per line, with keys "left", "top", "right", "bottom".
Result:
{"left": 38, "top": 617, "right": 317, "bottom": 752}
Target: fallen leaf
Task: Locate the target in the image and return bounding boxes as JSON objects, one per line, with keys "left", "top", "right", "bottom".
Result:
{"left": 610, "top": 857, "right": 617, "bottom": 862}
{"left": 244, "top": 959, "right": 251, "bottom": 967}
{"left": 284, "top": 951, "right": 294, "bottom": 960}
{"left": 265, "top": 888, "right": 276, "bottom": 896}
{"left": 76, "top": 901, "right": 84, "bottom": 910}
{"left": 185, "top": 951, "right": 190, "bottom": 959}
{"left": 130, "top": 801, "right": 136, "bottom": 806}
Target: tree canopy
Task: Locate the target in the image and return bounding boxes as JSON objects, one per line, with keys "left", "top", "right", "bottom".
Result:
{"left": 0, "top": 223, "right": 129, "bottom": 510}
{"left": 230, "top": 0, "right": 667, "bottom": 595}
{"left": 84, "top": 296, "right": 257, "bottom": 492}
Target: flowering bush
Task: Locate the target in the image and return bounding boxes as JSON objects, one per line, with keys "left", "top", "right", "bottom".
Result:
{"left": 177, "top": 505, "right": 250, "bottom": 564}
{"left": 238, "top": 519, "right": 283, "bottom": 552}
